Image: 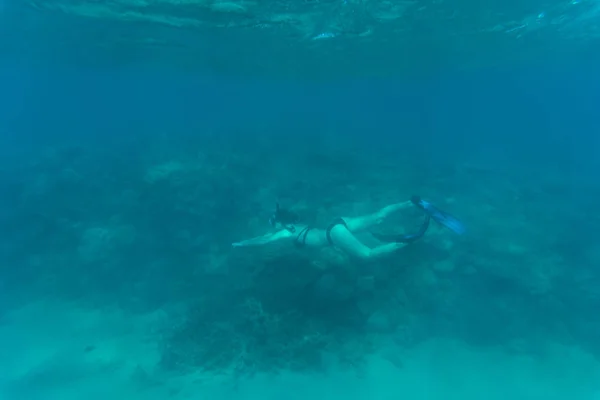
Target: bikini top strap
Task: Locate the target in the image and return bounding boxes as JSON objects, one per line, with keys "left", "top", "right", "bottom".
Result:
{"left": 294, "top": 226, "right": 312, "bottom": 247}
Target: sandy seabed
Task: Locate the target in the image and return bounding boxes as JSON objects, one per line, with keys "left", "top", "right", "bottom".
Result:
{"left": 2, "top": 300, "right": 600, "bottom": 400}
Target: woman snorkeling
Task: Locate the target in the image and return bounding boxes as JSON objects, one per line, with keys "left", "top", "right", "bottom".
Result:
{"left": 232, "top": 196, "right": 464, "bottom": 260}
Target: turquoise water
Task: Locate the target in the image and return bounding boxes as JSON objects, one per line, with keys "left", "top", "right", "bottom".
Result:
{"left": 1, "top": 1, "right": 600, "bottom": 399}
{"left": 4, "top": 0, "right": 600, "bottom": 76}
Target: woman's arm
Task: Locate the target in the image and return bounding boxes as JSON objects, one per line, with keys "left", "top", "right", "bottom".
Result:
{"left": 232, "top": 229, "right": 293, "bottom": 247}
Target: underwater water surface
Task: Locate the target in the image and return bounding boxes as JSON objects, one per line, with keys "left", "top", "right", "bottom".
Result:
{"left": 1, "top": 1, "right": 600, "bottom": 399}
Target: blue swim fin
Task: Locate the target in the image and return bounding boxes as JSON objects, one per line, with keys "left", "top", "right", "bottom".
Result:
{"left": 411, "top": 196, "right": 465, "bottom": 235}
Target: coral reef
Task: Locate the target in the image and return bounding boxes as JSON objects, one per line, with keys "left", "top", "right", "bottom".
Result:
{"left": 161, "top": 296, "right": 346, "bottom": 374}
{"left": 2, "top": 130, "right": 599, "bottom": 374}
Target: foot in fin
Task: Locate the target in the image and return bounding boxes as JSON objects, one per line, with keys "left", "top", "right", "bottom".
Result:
{"left": 411, "top": 196, "right": 465, "bottom": 235}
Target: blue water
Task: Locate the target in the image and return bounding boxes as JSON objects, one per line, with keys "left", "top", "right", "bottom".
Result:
{"left": 3, "top": 60, "right": 599, "bottom": 164}
{"left": 1, "top": 20, "right": 600, "bottom": 400}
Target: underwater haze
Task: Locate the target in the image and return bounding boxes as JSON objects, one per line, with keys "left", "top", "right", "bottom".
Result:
{"left": 1, "top": 0, "right": 600, "bottom": 399}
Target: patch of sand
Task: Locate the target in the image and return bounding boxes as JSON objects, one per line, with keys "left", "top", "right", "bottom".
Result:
{"left": 1, "top": 300, "right": 599, "bottom": 400}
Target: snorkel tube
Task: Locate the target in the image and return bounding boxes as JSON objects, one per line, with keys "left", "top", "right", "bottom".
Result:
{"left": 269, "top": 202, "right": 298, "bottom": 233}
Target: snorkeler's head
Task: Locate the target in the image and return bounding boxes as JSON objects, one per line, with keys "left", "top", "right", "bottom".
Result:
{"left": 269, "top": 203, "right": 299, "bottom": 230}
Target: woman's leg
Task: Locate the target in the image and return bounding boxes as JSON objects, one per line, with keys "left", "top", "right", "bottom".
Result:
{"left": 329, "top": 224, "right": 406, "bottom": 260}
{"left": 343, "top": 200, "right": 412, "bottom": 233}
